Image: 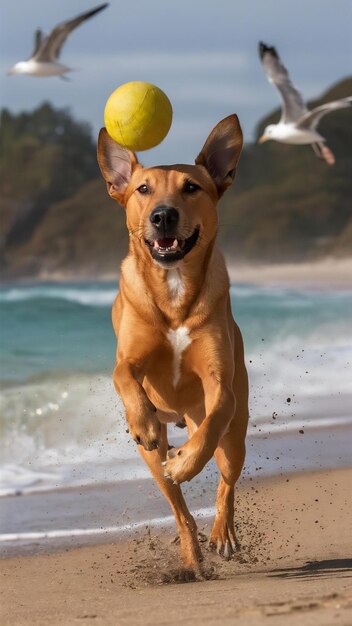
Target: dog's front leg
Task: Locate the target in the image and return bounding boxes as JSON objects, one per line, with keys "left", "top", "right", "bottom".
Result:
{"left": 163, "top": 379, "right": 235, "bottom": 484}
{"left": 114, "top": 359, "right": 161, "bottom": 451}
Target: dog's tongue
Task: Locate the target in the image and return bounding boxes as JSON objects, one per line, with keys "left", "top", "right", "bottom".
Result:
{"left": 154, "top": 238, "right": 178, "bottom": 250}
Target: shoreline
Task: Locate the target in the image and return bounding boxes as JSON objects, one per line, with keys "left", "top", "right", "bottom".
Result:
{"left": 1, "top": 467, "right": 351, "bottom": 625}
{"left": 1, "top": 256, "right": 351, "bottom": 290}
{"left": 1, "top": 420, "right": 351, "bottom": 560}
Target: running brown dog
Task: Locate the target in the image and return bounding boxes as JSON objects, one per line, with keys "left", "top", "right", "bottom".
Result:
{"left": 97, "top": 114, "right": 249, "bottom": 577}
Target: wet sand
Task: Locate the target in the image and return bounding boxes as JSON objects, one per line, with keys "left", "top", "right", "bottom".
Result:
{"left": 1, "top": 467, "right": 351, "bottom": 626}
{"left": 1, "top": 421, "right": 351, "bottom": 556}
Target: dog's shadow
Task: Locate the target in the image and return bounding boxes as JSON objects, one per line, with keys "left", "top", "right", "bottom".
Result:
{"left": 267, "top": 558, "right": 352, "bottom": 580}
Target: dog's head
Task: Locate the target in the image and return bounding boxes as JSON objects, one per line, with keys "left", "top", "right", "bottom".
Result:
{"left": 97, "top": 115, "right": 242, "bottom": 268}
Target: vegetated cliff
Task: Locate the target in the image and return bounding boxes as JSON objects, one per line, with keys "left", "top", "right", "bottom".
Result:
{"left": 1, "top": 78, "right": 351, "bottom": 280}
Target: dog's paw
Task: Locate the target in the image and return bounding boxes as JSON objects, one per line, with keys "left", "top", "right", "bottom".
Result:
{"left": 208, "top": 523, "right": 240, "bottom": 560}
{"left": 128, "top": 411, "right": 161, "bottom": 452}
{"left": 161, "top": 443, "right": 207, "bottom": 484}
{"left": 208, "top": 537, "right": 234, "bottom": 560}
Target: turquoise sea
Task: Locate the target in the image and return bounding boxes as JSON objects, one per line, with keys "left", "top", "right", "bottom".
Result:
{"left": 0, "top": 281, "right": 351, "bottom": 501}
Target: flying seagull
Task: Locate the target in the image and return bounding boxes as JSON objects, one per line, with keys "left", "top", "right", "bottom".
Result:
{"left": 258, "top": 42, "right": 352, "bottom": 165}
{"left": 7, "top": 3, "right": 108, "bottom": 79}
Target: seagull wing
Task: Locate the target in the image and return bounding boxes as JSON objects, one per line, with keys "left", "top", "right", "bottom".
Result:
{"left": 297, "top": 97, "right": 352, "bottom": 129}
{"left": 35, "top": 3, "right": 108, "bottom": 62}
{"left": 259, "top": 42, "right": 307, "bottom": 124}
{"left": 29, "top": 29, "right": 45, "bottom": 59}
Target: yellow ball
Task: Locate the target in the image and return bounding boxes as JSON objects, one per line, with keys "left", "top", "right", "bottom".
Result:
{"left": 104, "top": 81, "right": 173, "bottom": 151}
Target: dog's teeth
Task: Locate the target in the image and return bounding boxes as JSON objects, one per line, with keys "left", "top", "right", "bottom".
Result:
{"left": 152, "top": 238, "right": 180, "bottom": 253}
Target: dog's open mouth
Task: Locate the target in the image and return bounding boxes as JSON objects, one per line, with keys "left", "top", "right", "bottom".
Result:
{"left": 145, "top": 227, "right": 200, "bottom": 264}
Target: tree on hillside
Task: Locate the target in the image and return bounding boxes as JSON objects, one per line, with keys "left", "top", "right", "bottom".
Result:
{"left": 0, "top": 102, "right": 99, "bottom": 250}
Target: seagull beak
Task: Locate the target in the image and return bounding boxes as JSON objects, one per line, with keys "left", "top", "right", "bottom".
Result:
{"left": 258, "top": 134, "right": 269, "bottom": 144}
{"left": 6, "top": 68, "right": 15, "bottom": 76}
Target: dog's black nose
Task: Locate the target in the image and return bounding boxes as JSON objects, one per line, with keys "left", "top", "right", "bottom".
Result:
{"left": 149, "top": 206, "right": 179, "bottom": 233}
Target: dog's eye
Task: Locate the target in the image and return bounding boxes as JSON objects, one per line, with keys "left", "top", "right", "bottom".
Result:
{"left": 183, "top": 180, "right": 201, "bottom": 194}
{"left": 137, "top": 184, "right": 150, "bottom": 195}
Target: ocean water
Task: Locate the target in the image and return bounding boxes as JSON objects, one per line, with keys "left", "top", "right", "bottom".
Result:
{"left": 0, "top": 281, "right": 351, "bottom": 499}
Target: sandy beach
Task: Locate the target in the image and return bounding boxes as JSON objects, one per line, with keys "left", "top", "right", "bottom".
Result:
{"left": 228, "top": 257, "right": 352, "bottom": 290}
{"left": 1, "top": 466, "right": 351, "bottom": 626}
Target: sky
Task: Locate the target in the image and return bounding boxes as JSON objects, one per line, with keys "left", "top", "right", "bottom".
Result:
{"left": 0, "top": 0, "right": 351, "bottom": 165}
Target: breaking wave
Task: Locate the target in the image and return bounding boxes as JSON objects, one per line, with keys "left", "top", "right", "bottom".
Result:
{"left": 1, "top": 282, "right": 351, "bottom": 496}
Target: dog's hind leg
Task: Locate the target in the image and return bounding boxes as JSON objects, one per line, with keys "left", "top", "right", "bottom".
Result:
{"left": 210, "top": 324, "right": 249, "bottom": 560}
{"left": 138, "top": 422, "right": 202, "bottom": 575}
{"left": 209, "top": 426, "right": 246, "bottom": 559}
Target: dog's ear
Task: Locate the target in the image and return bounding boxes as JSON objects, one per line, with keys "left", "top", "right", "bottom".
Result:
{"left": 97, "top": 128, "right": 139, "bottom": 205}
{"left": 195, "top": 115, "right": 243, "bottom": 197}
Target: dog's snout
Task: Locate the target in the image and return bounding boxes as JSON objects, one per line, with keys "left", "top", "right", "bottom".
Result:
{"left": 149, "top": 206, "right": 179, "bottom": 232}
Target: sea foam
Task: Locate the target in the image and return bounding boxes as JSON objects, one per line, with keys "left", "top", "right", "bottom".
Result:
{"left": 1, "top": 282, "right": 351, "bottom": 496}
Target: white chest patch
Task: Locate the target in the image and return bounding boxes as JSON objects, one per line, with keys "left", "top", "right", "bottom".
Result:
{"left": 166, "top": 326, "right": 192, "bottom": 387}
{"left": 167, "top": 269, "right": 185, "bottom": 302}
